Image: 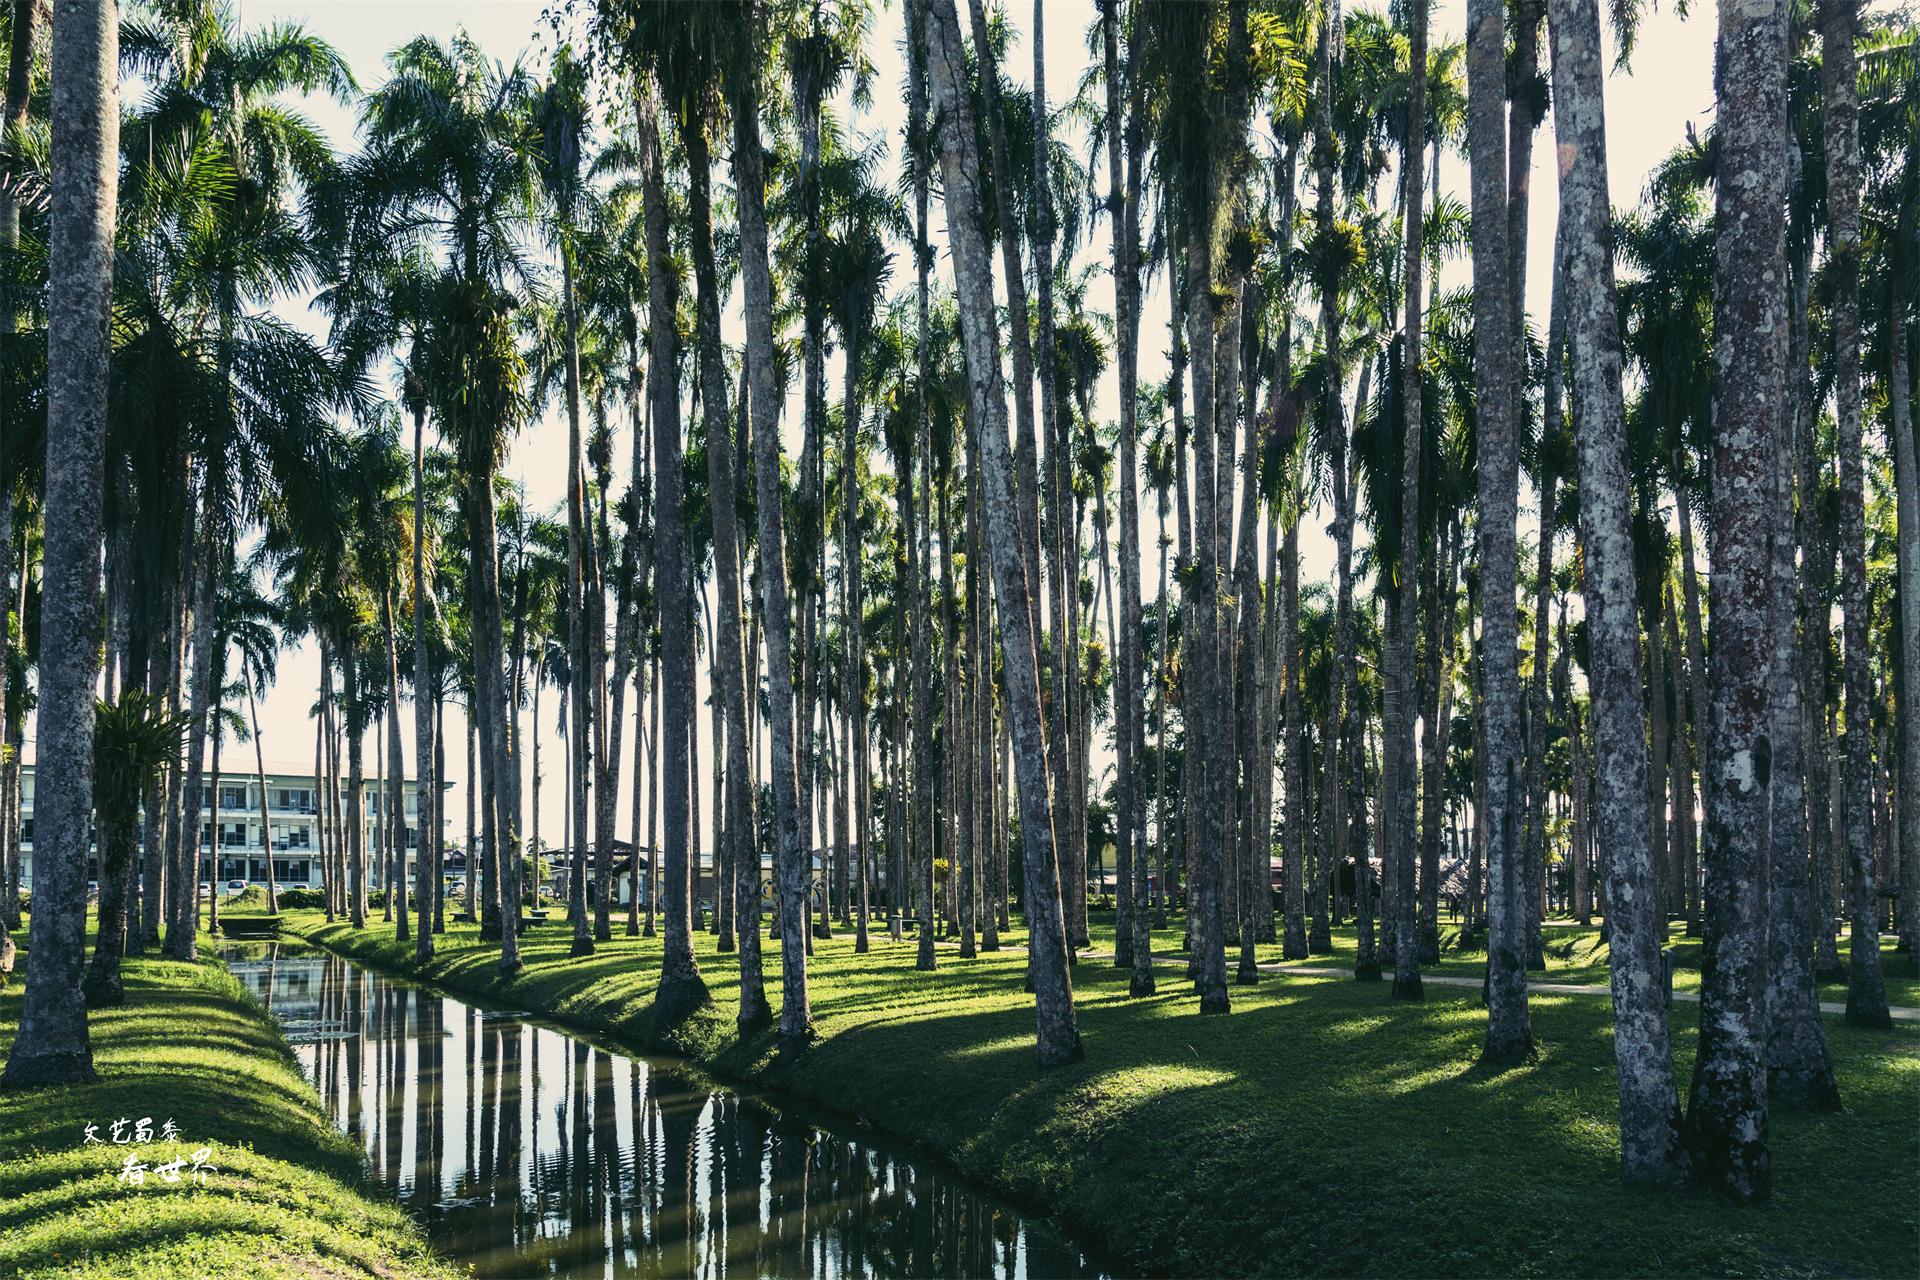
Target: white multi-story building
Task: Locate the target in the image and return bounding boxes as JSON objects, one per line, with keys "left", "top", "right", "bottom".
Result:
{"left": 18, "top": 745, "right": 449, "bottom": 891}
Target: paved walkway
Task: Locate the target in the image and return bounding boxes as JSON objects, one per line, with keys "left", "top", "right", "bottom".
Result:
{"left": 1050, "top": 946, "right": 1920, "bottom": 1022}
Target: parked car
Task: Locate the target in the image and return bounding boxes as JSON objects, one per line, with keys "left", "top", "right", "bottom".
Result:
{"left": 226, "top": 879, "right": 249, "bottom": 895}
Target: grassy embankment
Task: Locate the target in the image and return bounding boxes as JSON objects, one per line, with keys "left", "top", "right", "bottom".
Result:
{"left": 0, "top": 932, "right": 455, "bottom": 1280}
{"left": 287, "top": 907, "right": 1919, "bottom": 1278}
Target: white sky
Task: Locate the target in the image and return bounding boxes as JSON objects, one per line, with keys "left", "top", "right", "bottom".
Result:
{"left": 203, "top": 0, "right": 1718, "bottom": 852}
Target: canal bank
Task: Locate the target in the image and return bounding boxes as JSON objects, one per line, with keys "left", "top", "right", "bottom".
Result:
{"left": 0, "top": 944, "right": 456, "bottom": 1280}
{"left": 279, "top": 911, "right": 1920, "bottom": 1278}
{"left": 278, "top": 909, "right": 1920, "bottom": 1280}
{"left": 228, "top": 941, "right": 1115, "bottom": 1278}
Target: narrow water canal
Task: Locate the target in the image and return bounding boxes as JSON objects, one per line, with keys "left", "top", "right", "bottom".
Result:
{"left": 225, "top": 944, "right": 1114, "bottom": 1279}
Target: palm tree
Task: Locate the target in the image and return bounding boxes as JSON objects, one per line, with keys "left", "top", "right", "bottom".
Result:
{"left": 122, "top": 3, "right": 351, "bottom": 963}
{"left": 406, "top": 353, "right": 438, "bottom": 961}
{"left": 82, "top": 692, "right": 187, "bottom": 1008}
{"left": 1545, "top": 0, "right": 1685, "bottom": 1181}
{"left": 1389, "top": 0, "right": 1429, "bottom": 1003}
{"left": 818, "top": 128, "right": 899, "bottom": 958}
{"left": 611, "top": 33, "right": 710, "bottom": 1026}
{"left": 652, "top": 14, "right": 766, "bottom": 1026}
{"left": 0, "top": 0, "right": 116, "bottom": 1088}
{"left": 1464, "top": 0, "right": 1531, "bottom": 1065}
{"left": 531, "top": 48, "right": 601, "bottom": 960}
{"left": 725, "top": 0, "right": 812, "bottom": 1046}
{"left": 223, "top": 568, "right": 283, "bottom": 917}
{"left": 0, "top": 0, "right": 41, "bottom": 960}
{"left": 1761, "top": 28, "right": 1844, "bottom": 1108}
{"left": 1821, "top": 0, "right": 1892, "bottom": 1030}
{"left": 921, "top": 0, "right": 1081, "bottom": 1066}
{"left": 361, "top": 34, "right": 539, "bottom": 974}
{"left": 1682, "top": 0, "right": 1790, "bottom": 1203}
{"left": 1104, "top": 0, "right": 1153, "bottom": 996}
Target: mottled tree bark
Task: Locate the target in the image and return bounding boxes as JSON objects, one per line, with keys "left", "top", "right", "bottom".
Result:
{"left": 1390, "top": 0, "right": 1429, "bottom": 1002}
{"left": 1467, "top": 0, "right": 1531, "bottom": 1064}
{"left": 921, "top": 0, "right": 1080, "bottom": 1065}
{"left": 1685, "top": 0, "right": 1789, "bottom": 1201}
{"left": 4, "top": 0, "right": 116, "bottom": 1086}
{"left": 681, "top": 95, "right": 765, "bottom": 1030}
{"left": 1888, "top": 242, "right": 1919, "bottom": 964}
{"left": 1765, "top": 194, "right": 1839, "bottom": 1108}
{"left": 729, "top": 19, "right": 812, "bottom": 1047}
{"left": 1820, "top": 0, "right": 1891, "bottom": 1029}
{"left": 1546, "top": 0, "right": 1688, "bottom": 1159}
{"left": 635, "top": 69, "right": 709, "bottom": 1028}
{"left": 1283, "top": 502, "right": 1308, "bottom": 959}
{"left": 1105, "top": 0, "right": 1152, "bottom": 994}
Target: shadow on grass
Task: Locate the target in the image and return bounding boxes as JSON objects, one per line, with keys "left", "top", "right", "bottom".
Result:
{"left": 284, "top": 909, "right": 1920, "bottom": 1279}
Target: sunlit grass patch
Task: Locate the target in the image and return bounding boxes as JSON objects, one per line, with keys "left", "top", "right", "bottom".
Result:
{"left": 286, "top": 908, "right": 1920, "bottom": 1278}
{"left": 0, "top": 943, "right": 454, "bottom": 1280}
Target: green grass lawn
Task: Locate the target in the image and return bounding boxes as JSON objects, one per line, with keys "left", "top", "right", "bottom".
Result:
{"left": 288, "top": 907, "right": 1920, "bottom": 1278}
{"left": 953, "top": 911, "right": 1920, "bottom": 1010}
{"left": 0, "top": 934, "right": 455, "bottom": 1280}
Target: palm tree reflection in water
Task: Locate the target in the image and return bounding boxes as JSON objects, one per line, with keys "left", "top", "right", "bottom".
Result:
{"left": 229, "top": 945, "right": 1112, "bottom": 1277}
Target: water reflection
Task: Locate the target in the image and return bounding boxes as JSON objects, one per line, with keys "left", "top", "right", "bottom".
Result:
{"left": 226, "top": 945, "right": 1113, "bottom": 1279}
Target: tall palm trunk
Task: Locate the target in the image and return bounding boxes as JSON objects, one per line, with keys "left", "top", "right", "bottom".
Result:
{"left": 1560, "top": 605, "right": 1590, "bottom": 925}
{"left": 921, "top": 0, "right": 1080, "bottom": 1066}
{"left": 1547, "top": 0, "right": 1685, "bottom": 1178}
{"left": 1389, "top": 0, "right": 1429, "bottom": 1001}
{"left": 161, "top": 553, "right": 190, "bottom": 935}
{"left": 1524, "top": 470, "right": 1556, "bottom": 968}
{"left": 1683, "top": 0, "right": 1789, "bottom": 1202}
{"left": 1465, "top": 0, "right": 1531, "bottom": 1064}
{"left": 961, "top": 0, "right": 1063, "bottom": 966}
{"left": 1311, "top": 16, "right": 1349, "bottom": 965}
{"left": 345, "top": 643, "right": 368, "bottom": 927}
{"left": 382, "top": 594, "right": 407, "bottom": 942}
{"left": 1765, "top": 166, "right": 1840, "bottom": 1109}
{"left": 841, "top": 321, "right": 869, "bottom": 955}
{"left": 0, "top": 0, "right": 34, "bottom": 953}
{"left": 1820, "top": 0, "right": 1891, "bottom": 1029}
{"left": 1106, "top": 0, "right": 1152, "bottom": 993}
{"left": 684, "top": 100, "right": 768, "bottom": 1030}
{"left": 469, "top": 467, "right": 520, "bottom": 974}
{"left": 463, "top": 705, "right": 477, "bottom": 923}
{"left": 412, "top": 404, "right": 435, "bottom": 961}
{"left": 1888, "top": 243, "right": 1918, "bottom": 964}
{"left": 432, "top": 681, "right": 446, "bottom": 934}
{"left": 563, "top": 247, "right": 596, "bottom": 961}
{"left": 246, "top": 666, "right": 278, "bottom": 915}
{"left": 170, "top": 483, "right": 220, "bottom": 959}
{"left": 630, "top": 72, "right": 705, "bottom": 1024}
{"left": 589, "top": 429, "right": 619, "bottom": 946}
{"left": 1281, "top": 499, "right": 1308, "bottom": 958}
{"left": 1028, "top": 0, "right": 1085, "bottom": 954}
{"left": 905, "top": 12, "right": 939, "bottom": 972}
{"left": 1528, "top": 223, "right": 1569, "bottom": 965}
{"left": 1673, "top": 469, "right": 1709, "bottom": 932}
{"left": 316, "top": 640, "right": 334, "bottom": 922}
{"left": 1646, "top": 579, "right": 1673, "bottom": 924}
{"left": 725, "top": 29, "right": 808, "bottom": 1045}
{"left": 837, "top": 335, "right": 861, "bottom": 941}
{"left": 1418, "top": 515, "right": 1454, "bottom": 961}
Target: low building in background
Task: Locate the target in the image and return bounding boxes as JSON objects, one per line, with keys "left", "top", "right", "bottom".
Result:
{"left": 17, "top": 743, "right": 451, "bottom": 893}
